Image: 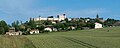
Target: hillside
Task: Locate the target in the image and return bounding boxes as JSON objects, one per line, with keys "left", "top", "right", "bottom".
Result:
{"left": 26, "top": 27, "right": 120, "bottom": 48}
{"left": 0, "top": 27, "right": 120, "bottom": 48}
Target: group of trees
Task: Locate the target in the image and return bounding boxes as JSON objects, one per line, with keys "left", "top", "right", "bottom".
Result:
{"left": 0, "top": 16, "right": 120, "bottom": 35}
{"left": 0, "top": 20, "right": 9, "bottom": 34}
{"left": 104, "top": 18, "right": 119, "bottom": 26}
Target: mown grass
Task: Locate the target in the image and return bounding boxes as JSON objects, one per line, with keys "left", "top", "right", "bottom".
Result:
{"left": 0, "top": 35, "right": 36, "bottom": 48}
{"left": 26, "top": 26, "right": 120, "bottom": 48}
{"left": 0, "top": 27, "right": 120, "bottom": 48}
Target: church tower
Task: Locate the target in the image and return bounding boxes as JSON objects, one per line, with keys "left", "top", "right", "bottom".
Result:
{"left": 96, "top": 14, "right": 99, "bottom": 18}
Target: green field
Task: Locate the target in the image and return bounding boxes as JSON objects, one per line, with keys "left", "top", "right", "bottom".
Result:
{"left": 1, "top": 27, "right": 120, "bottom": 48}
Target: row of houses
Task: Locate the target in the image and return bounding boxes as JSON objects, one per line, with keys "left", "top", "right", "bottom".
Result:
{"left": 6, "top": 27, "right": 22, "bottom": 35}
{"left": 29, "top": 27, "right": 58, "bottom": 34}
{"left": 5, "top": 27, "right": 58, "bottom": 35}
{"left": 5, "top": 22, "right": 103, "bottom": 35}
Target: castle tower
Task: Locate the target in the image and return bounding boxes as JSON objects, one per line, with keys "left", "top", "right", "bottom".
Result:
{"left": 63, "top": 14, "right": 66, "bottom": 18}
{"left": 39, "top": 16, "right": 41, "bottom": 21}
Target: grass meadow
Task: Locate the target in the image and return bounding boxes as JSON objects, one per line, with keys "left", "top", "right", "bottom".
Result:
{"left": 1, "top": 26, "right": 120, "bottom": 48}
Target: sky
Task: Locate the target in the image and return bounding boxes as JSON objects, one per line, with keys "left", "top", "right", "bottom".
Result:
{"left": 0, "top": 0, "right": 120, "bottom": 24}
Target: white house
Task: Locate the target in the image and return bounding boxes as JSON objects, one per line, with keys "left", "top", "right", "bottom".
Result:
{"left": 95, "top": 22, "right": 103, "bottom": 29}
{"left": 71, "top": 26, "right": 76, "bottom": 30}
{"left": 68, "top": 26, "right": 76, "bottom": 30}
{"left": 30, "top": 29, "right": 39, "bottom": 34}
{"left": 53, "top": 28, "right": 58, "bottom": 32}
{"left": 44, "top": 27, "right": 52, "bottom": 32}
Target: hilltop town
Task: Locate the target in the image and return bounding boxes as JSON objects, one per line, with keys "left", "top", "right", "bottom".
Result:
{"left": 1, "top": 0, "right": 120, "bottom": 48}
{"left": 0, "top": 14, "right": 119, "bottom": 35}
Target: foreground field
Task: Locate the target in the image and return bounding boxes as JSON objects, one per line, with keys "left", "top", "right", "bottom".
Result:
{"left": 26, "top": 27, "right": 120, "bottom": 48}
{"left": 0, "top": 27, "right": 120, "bottom": 48}
{"left": 0, "top": 36, "right": 35, "bottom": 48}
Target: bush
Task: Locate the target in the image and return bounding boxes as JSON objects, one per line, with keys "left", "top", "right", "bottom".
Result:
{"left": 42, "top": 30, "right": 50, "bottom": 33}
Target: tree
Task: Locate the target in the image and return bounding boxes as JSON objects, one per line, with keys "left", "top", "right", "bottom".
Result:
{"left": 0, "top": 27, "right": 5, "bottom": 34}
{"left": 104, "top": 18, "right": 119, "bottom": 26}
{"left": 48, "top": 16, "right": 54, "bottom": 18}
{"left": 19, "top": 24, "right": 26, "bottom": 32}
{"left": 86, "top": 22, "right": 95, "bottom": 29}
{"left": 12, "top": 21, "right": 20, "bottom": 31}
{"left": 0, "top": 20, "right": 9, "bottom": 34}
{"left": 27, "top": 18, "right": 36, "bottom": 29}
{"left": 43, "top": 20, "right": 52, "bottom": 25}
{"left": 65, "top": 18, "right": 69, "bottom": 23}
{"left": 95, "top": 19, "right": 103, "bottom": 24}
{"left": 53, "top": 23, "right": 65, "bottom": 30}
{"left": 78, "top": 22, "right": 86, "bottom": 27}
{"left": 36, "top": 25, "right": 45, "bottom": 33}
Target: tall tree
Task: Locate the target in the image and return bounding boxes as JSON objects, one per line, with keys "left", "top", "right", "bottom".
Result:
{"left": 11, "top": 21, "right": 20, "bottom": 31}
{"left": 0, "top": 27, "right": 5, "bottom": 34}
{"left": 104, "top": 18, "right": 119, "bottom": 26}
{"left": 48, "top": 16, "right": 54, "bottom": 18}
{"left": 28, "top": 18, "right": 36, "bottom": 29}
{"left": 0, "top": 20, "right": 9, "bottom": 34}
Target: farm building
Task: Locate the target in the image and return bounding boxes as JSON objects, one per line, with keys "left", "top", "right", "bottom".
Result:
{"left": 95, "top": 22, "right": 103, "bottom": 29}
{"left": 53, "top": 28, "right": 58, "bottom": 31}
{"left": 30, "top": 29, "right": 39, "bottom": 34}
{"left": 6, "top": 27, "right": 22, "bottom": 35}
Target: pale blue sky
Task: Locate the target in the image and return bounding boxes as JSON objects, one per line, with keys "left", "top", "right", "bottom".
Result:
{"left": 0, "top": 0, "right": 120, "bottom": 24}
